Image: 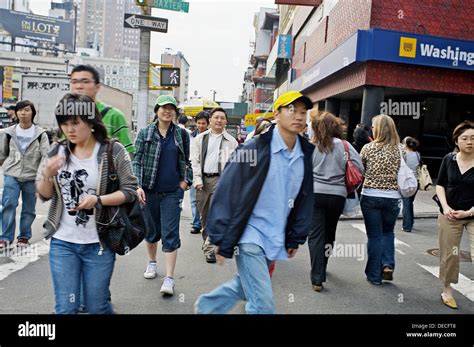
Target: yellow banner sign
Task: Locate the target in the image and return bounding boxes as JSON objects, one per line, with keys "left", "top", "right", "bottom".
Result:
{"left": 244, "top": 114, "right": 258, "bottom": 127}
{"left": 244, "top": 112, "right": 273, "bottom": 126}
{"left": 3, "top": 66, "right": 13, "bottom": 99}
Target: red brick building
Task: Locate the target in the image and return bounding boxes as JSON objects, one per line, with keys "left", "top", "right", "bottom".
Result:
{"left": 278, "top": 0, "right": 474, "bottom": 173}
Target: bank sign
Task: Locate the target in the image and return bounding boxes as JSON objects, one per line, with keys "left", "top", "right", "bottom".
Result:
{"left": 358, "top": 29, "right": 474, "bottom": 71}
{"left": 0, "top": 9, "right": 74, "bottom": 48}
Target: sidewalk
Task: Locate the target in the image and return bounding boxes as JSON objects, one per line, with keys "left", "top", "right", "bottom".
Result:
{"left": 341, "top": 188, "right": 439, "bottom": 220}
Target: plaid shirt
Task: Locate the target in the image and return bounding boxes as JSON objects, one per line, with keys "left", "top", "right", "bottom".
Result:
{"left": 133, "top": 122, "right": 192, "bottom": 190}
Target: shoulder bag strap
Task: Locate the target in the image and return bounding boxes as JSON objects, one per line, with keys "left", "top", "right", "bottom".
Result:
{"left": 106, "top": 140, "right": 119, "bottom": 193}
{"left": 101, "top": 106, "right": 112, "bottom": 118}
{"left": 416, "top": 151, "right": 423, "bottom": 166}
{"left": 342, "top": 140, "right": 350, "bottom": 161}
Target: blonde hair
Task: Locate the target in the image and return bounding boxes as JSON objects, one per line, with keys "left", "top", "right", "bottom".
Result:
{"left": 372, "top": 114, "right": 400, "bottom": 146}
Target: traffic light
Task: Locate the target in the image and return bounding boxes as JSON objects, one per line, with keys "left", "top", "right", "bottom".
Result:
{"left": 136, "top": 0, "right": 147, "bottom": 6}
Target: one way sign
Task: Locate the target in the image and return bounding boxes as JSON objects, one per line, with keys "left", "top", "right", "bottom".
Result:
{"left": 124, "top": 13, "right": 168, "bottom": 33}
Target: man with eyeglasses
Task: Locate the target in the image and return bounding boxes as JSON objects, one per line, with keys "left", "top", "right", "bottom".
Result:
{"left": 70, "top": 65, "right": 135, "bottom": 156}
{"left": 191, "top": 108, "right": 238, "bottom": 263}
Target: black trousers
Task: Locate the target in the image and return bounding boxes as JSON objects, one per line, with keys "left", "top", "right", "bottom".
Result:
{"left": 308, "top": 193, "right": 346, "bottom": 285}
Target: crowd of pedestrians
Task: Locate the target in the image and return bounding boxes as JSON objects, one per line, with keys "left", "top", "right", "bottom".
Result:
{"left": 0, "top": 65, "right": 472, "bottom": 314}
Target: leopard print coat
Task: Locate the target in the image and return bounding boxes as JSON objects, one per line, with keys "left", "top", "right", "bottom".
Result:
{"left": 360, "top": 142, "right": 403, "bottom": 191}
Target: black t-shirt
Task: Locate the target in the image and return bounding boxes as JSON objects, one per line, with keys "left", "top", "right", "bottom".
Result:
{"left": 437, "top": 152, "right": 474, "bottom": 218}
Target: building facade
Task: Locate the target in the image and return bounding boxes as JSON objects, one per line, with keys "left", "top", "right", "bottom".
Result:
{"left": 74, "top": 0, "right": 140, "bottom": 59}
{"left": 275, "top": 0, "right": 474, "bottom": 174}
{"left": 246, "top": 8, "right": 279, "bottom": 114}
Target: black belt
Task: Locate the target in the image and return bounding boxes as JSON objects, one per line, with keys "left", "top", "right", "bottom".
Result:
{"left": 203, "top": 173, "right": 220, "bottom": 178}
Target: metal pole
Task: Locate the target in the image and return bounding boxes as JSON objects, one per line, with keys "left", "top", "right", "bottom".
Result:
{"left": 73, "top": 4, "right": 77, "bottom": 53}
{"left": 137, "top": 5, "right": 151, "bottom": 129}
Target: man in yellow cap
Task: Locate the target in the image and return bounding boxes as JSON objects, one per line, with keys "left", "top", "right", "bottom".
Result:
{"left": 194, "top": 91, "right": 314, "bottom": 314}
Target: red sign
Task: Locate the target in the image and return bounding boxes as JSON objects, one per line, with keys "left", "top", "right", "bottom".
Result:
{"left": 275, "top": 0, "right": 321, "bottom": 6}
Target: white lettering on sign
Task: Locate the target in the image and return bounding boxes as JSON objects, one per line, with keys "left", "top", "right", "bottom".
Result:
{"left": 125, "top": 15, "right": 167, "bottom": 31}
{"left": 420, "top": 44, "right": 474, "bottom": 66}
{"left": 151, "top": 21, "right": 166, "bottom": 29}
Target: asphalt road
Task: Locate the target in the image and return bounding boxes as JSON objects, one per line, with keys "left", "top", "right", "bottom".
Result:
{"left": 0, "top": 182, "right": 472, "bottom": 315}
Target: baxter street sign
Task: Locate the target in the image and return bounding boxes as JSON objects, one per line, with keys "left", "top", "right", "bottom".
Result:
{"left": 150, "top": 0, "right": 189, "bottom": 13}
{"left": 123, "top": 14, "right": 168, "bottom": 32}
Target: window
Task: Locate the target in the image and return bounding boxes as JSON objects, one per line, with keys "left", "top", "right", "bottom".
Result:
{"left": 106, "top": 66, "right": 110, "bottom": 74}
{"left": 119, "top": 66, "right": 124, "bottom": 75}
{"left": 118, "top": 79, "right": 123, "bottom": 88}
{"left": 125, "top": 79, "right": 130, "bottom": 88}
{"left": 112, "top": 78, "right": 117, "bottom": 87}
{"left": 105, "top": 77, "right": 110, "bottom": 85}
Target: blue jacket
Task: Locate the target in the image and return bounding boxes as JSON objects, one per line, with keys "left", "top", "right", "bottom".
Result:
{"left": 206, "top": 125, "right": 315, "bottom": 258}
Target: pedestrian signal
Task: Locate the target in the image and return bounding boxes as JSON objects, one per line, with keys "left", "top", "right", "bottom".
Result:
{"left": 160, "top": 67, "right": 180, "bottom": 87}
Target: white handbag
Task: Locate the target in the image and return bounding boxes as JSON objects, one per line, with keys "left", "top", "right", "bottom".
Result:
{"left": 398, "top": 148, "right": 418, "bottom": 197}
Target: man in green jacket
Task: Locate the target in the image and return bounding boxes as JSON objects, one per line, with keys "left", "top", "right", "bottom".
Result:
{"left": 69, "top": 65, "right": 135, "bottom": 156}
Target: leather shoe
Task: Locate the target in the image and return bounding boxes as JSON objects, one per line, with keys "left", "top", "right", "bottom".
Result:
{"left": 190, "top": 228, "right": 200, "bottom": 234}
{"left": 383, "top": 268, "right": 393, "bottom": 281}
{"left": 205, "top": 253, "right": 216, "bottom": 263}
{"left": 441, "top": 294, "right": 457, "bottom": 309}
{"left": 312, "top": 283, "right": 323, "bottom": 292}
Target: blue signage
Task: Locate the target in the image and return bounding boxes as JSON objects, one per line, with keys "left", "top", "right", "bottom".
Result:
{"left": 357, "top": 29, "right": 474, "bottom": 71}
{"left": 290, "top": 28, "right": 474, "bottom": 92}
{"left": 277, "top": 35, "right": 292, "bottom": 59}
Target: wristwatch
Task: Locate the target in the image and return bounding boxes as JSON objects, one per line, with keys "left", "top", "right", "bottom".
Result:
{"left": 95, "top": 195, "right": 102, "bottom": 209}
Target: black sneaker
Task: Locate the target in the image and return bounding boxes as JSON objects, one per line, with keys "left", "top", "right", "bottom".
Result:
{"left": 383, "top": 268, "right": 394, "bottom": 281}
{"left": 205, "top": 253, "right": 216, "bottom": 263}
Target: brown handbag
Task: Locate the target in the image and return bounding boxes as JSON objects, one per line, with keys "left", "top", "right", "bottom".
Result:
{"left": 343, "top": 140, "right": 363, "bottom": 193}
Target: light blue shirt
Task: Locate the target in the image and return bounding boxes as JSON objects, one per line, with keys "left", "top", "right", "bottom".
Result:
{"left": 239, "top": 126, "right": 305, "bottom": 261}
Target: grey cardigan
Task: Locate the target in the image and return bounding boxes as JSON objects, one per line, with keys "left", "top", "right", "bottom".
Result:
{"left": 312, "top": 138, "right": 364, "bottom": 198}
{"left": 36, "top": 140, "right": 138, "bottom": 240}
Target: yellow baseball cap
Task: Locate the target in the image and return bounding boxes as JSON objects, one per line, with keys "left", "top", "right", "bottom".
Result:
{"left": 273, "top": 91, "right": 313, "bottom": 112}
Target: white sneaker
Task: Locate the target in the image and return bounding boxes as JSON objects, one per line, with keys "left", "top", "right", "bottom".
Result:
{"left": 160, "top": 277, "right": 174, "bottom": 295}
{"left": 143, "top": 262, "right": 157, "bottom": 279}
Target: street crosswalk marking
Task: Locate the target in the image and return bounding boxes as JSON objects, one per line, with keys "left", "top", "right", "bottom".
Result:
{"left": 417, "top": 263, "right": 474, "bottom": 301}
{"left": 352, "top": 224, "right": 473, "bottom": 301}
{"left": 351, "top": 223, "right": 411, "bottom": 251}
{"left": 0, "top": 240, "right": 50, "bottom": 281}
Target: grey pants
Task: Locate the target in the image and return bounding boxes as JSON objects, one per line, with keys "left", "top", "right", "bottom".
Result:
{"left": 196, "top": 176, "right": 219, "bottom": 256}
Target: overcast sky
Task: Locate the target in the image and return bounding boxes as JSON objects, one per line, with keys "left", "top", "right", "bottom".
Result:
{"left": 29, "top": 0, "right": 276, "bottom": 102}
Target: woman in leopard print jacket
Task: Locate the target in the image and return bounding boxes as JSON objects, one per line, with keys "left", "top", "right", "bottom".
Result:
{"left": 360, "top": 115, "right": 403, "bottom": 285}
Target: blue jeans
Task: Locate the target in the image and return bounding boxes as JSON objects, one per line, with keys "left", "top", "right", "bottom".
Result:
{"left": 144, "top": 187, "right": 184, "bottom": 252}
{"left": 402, "top": 189, "right": 418, "bottom": 231}
{"left": 190, "top": 186, "right": 201, "bottom": 230}
{"left": 1, "top": 176, "right": 36, "bottom": 242}
{"left": 49, "top": 238, "right": 115, "bottom": 314}
{"left": 195, "top": 243, "right": 275, "bottom": 314}
{"left": 360, "top": 195, "right": 400, "bottom": 284}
